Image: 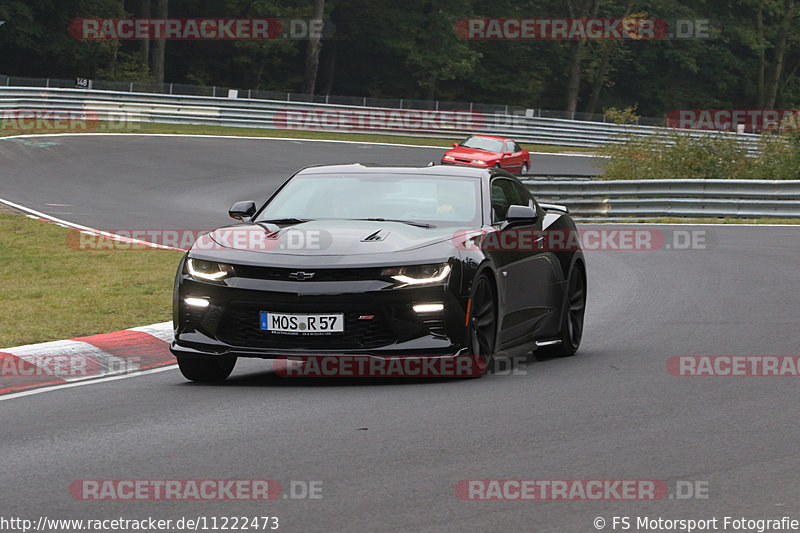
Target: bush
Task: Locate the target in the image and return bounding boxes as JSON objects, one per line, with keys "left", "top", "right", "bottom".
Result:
{"left": 747, "top": 132, "right": 800, "bottom": 180}
{"left": 603, "top": 105, "right": 640, "bottom": 125}
{"left": 600, "top": 131, "right": 753, "bottom": 180}
{"left": 600, "top": 130, "right": 800, "bottom": 180}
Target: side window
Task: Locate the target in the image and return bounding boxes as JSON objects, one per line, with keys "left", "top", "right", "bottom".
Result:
{"left": 491, "top": 179, "right": 524, "bottom": 222}
{"left": 512, "top": 181, "right": 537, "bottom": 209}
{"left": 514, "top": 142, "right": 523, "bottom": 153}
{"left": 504, "top": 141, "right": 515, "bottom": 154}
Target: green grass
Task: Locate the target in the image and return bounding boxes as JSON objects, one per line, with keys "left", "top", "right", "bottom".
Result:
{"left": 0, "top": 213, "right": 184, "bottom": 348}
{"left": 0, "top": 120, "right": 594, "bottom": 153}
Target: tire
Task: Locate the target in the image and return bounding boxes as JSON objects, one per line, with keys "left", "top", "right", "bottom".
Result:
{"left": 177, "top": 354, "right": 237, "bottom": 382}
{"left": 520, "top": 162, "right": 528, "bottom": 175}
{"left": 537, "top": 263, "right": 586, "bottom": 357}
{"left": 468, "top": 273, "right": 498, "bottom": 375}
{"left": 494, "top": 163, "right": 501, "bottom": 168}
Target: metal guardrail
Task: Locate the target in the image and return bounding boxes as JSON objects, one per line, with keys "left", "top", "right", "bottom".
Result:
{"left": 527, "top": 173, "right": 596, "bottom": 181}
{"left": 523, "top": 179, "right": 800, "bottom": 218}
{"left": 0, "top": 86, "right": 765, "bottom": 150}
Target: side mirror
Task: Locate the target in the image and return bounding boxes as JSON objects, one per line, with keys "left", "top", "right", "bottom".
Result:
{"left": 506, "top": 204, "right": 538, "bottom": 223}
{"left": 228, "top": 200, "right": 256, "bottom": 221}
{"left": 503, "top": 151, "right": 512, "bottom": 157}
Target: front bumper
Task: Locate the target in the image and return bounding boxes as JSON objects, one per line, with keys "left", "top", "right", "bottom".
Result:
{"left": 172, "top": 275, "right": 469, "bottom": 360}
{"left": 440, "top": 159, "right": 491, "bottom": 168}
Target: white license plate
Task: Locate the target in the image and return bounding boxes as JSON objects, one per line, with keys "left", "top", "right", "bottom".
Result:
{"left": 260, "top": 312, "right": 344, "bottom": 334}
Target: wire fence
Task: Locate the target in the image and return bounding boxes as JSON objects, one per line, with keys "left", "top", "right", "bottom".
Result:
{"left": 0, "top": 72, "right": 667, "bottom": 126}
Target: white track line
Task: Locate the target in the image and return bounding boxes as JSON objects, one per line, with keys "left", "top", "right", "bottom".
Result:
{"left": 0, "top": 365, "right": 178, "bottom": 402}
{"left": 0, "top": 132, "right": 602, "bottom": 156}
{"left": 0, "top": 132, "right": 445, "bottom": 150}
{"left": 0, "top": 196, "right": 185, "bottom": 250}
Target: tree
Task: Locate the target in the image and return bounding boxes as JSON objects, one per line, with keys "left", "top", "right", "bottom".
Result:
{"left": 583, "top": 1, "right": 636, "bottom": 115}
{"left": 137, "top": 0, "right": 151, "bottom": 70}
{"left": 763, "top": 0, "right": 796, "bottom": 107}
{"left": 404, "top": 0, "right": 481, "bottom": 101}
{"left": 302, "top": 0, "right": 325, "bottom": 95}
{"left": 0, "top": 0, "right": 127, "bottom": 78}
{"left": 151, "top": 0, "right": 168, "bottom": 84}
{"left": 565, "top": 0, "right": 601, "bottom": 114}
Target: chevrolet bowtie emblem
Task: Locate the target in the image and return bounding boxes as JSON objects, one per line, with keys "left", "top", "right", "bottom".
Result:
{"left": 288, "top": 271, "right": 315, "bottom": 281}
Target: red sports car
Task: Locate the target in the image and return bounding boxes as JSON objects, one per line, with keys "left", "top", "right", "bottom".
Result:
{"left": 441, "top": 134, "right": 530, "bottom": 174}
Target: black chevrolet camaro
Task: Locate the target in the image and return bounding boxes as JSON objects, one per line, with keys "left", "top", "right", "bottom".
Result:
{"left": 171, "top": 164, "right": 586, "bottom": 382}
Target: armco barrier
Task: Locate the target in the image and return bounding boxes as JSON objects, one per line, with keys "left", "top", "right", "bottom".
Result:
{"left": 0, "top": 86, "right": 764, "bottom": 150}
{"left": 524, "top": 179, "right": 800, "bottom": 218}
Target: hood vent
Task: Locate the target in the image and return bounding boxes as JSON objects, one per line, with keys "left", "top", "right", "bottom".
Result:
{"left": 362, "top": 229, "right": 389, "bottom": 242}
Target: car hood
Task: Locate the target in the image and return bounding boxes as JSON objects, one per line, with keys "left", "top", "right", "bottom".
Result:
{"left": 199, "top": 219, "right": 463, "bottom": 257}
{"left": 444, "top": 146, "right": 500, "bottom": 160}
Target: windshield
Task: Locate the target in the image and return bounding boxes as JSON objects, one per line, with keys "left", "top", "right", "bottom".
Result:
{"left": 460, "top": 136, "right": 504, "bottom": 153}
{"left": 257, "top": 174, "right": 482, "bottom": 226}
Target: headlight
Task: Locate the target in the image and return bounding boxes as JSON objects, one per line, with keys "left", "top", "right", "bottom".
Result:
{"left": 381, "top": 263, "right": 451, "bottom": 286}
{"left": 443, "top": 155, "right": 456, "bottom": 161}
{"left": 186, "top": 258, "right": 235, "bottom": 281}
{"left": 471, "top": 159, "right": 486, "bottom": 165}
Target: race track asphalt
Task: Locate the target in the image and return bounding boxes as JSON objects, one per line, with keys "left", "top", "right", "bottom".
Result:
{"left": 0, "top": 135, "right": 602, "bottom": 231}
{"left": 1, "top": 135, "right": 798, "bottom": 533}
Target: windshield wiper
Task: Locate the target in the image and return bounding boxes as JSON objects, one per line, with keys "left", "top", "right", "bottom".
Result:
{"left": 354, "top": 218, "right": 435, "bottom": 228}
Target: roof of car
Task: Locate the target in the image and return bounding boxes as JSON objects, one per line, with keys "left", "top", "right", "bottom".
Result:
{"left": 296, "top": 163, "right": 516, "bottom": 179}
{"left": 467, "top": 134, "right": 511, "bottom": 141}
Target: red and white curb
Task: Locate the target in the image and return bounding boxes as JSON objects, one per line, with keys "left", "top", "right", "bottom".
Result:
{"left": 0, "top": 322, "right": 175, "bottom": 397}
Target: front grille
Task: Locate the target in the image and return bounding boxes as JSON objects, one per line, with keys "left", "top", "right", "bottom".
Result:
{"left": 234, "top": 266, "right": 385, "bottom": 282}
{"left": 216, "top": 300, "right": 397, "bottom": 349}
